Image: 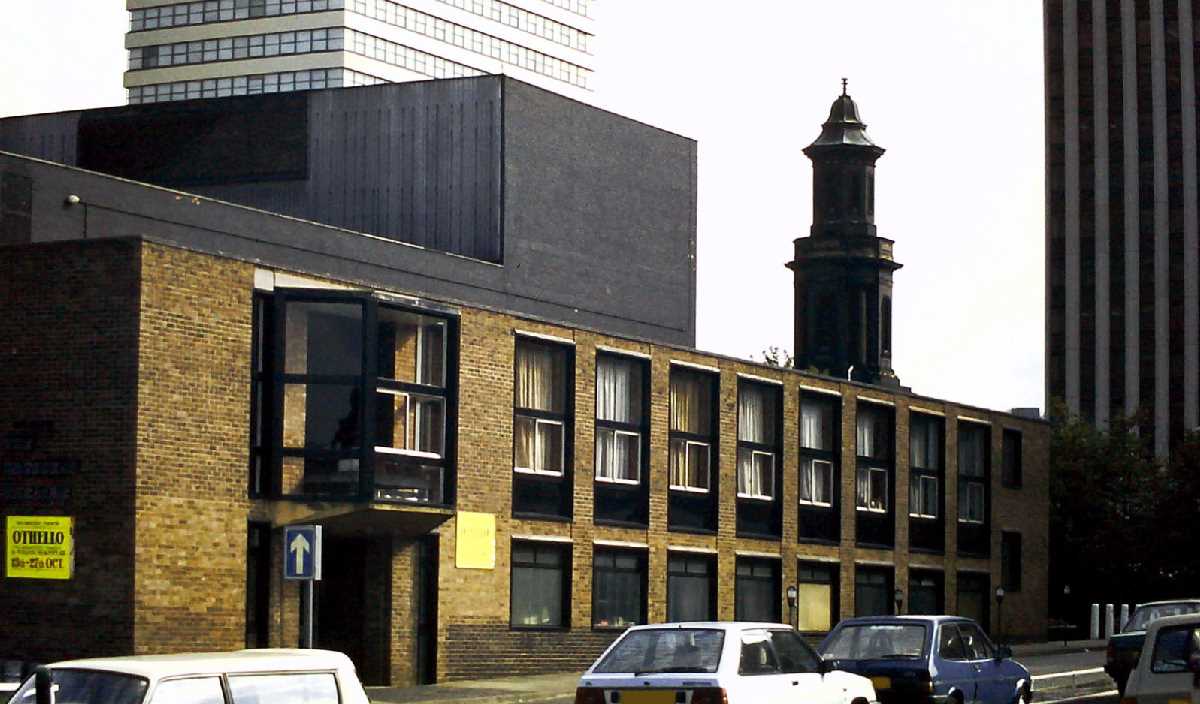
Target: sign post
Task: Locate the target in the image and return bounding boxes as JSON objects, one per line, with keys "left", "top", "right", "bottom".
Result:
{"left": 283, "top": 525, "right": 322, "bottom": 648}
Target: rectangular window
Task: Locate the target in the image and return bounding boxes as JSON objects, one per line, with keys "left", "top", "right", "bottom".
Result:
{"left": 511, "top": 541, "right": 569, "bottom": 628}
{"left": 1001, "top": 532, "right": 1022, "bottom": 592}
{"left": 737, "top": 382, "right": 778, "bottom": 500}
{"left": 799, "top": 458, "right": 833, "bottom": 506}
{"left": 592, "top": 548, "right": 646, "bottom": 629}
{"left": 908, "top": 571, "right": 943, "bottom": 615}
{"left": 669, "top": 368, "right": 714, "bottom": 492}
{"left": 801, "top": 395, "right": 835, "bottom": 451}
{"left": 735, "top": 557, "right": 781, "bottom": 622}
{"left": 857, "top": 404, "right": 890, "bottom": 459}
{"left": 595, "top": 354, "right": 644, "bottom": 484}
{"left": 667, "top": 553, "right": 716, "bottom": 622}
{"left": 910, "top": 414, "right": 942, "bottom": 470}
{"left": 854, "top": 566, "right": 893, "bottom": 617}
{"left": 1002, "top": 429, "right": 1022, "bottom": 488}
{"left": 909, "top": 474, "right": 938, "bottom": 518}
{"left": 958, "top": 423, "right": 989, "bottom": 524}
{"left": 856, "top": 466, "right": 888, "bottom": 512}
{"left": 956, "top": 572, "right": 989, "bottom": 628}
{"left": 796, "top": 562, "right": 836, "bottom": 632}
{"left": 514, "top": 339, "right": 568, "bottom": 476}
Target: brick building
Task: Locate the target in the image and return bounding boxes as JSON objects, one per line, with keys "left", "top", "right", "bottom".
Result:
{"left": 0, "top": 80, "right": 1049, "bottom": 685}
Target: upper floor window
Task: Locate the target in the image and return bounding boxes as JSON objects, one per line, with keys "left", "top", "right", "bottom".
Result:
{"left": 855, "top": 404, "right": 891, "bottom": 513}
{"left": 799, "top": 395, "right": 836, "bottom": 507}
{"left": 958, "top": 423, "right": 989, "bottom": 524}
{"left": 908, "top": 414, "right": 942, "bottom": 519}
{"left": 737, "top": 382, "right": 779, "bottom": 501}
{"left": 1001, "top": 429, "right": 1023, "bottom": 488}
{"left": 595, "top": 355, "right": 644, "bottom": 484}
{"left": 669, "top": 369, "right": 714, "bottom": 492}
{"left": 514, "top": 339, "right": 568, "bottom": 476}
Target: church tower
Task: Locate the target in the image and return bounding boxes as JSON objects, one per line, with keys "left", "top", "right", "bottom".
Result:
{"left": 787, "top": 83, "right": 902, "bottom": 387}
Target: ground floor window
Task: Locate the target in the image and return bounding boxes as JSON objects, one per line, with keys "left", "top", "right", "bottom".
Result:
{"left": 909, "top": 570, "right": 944, "bottom": 615}
{"left": 667, "top": 553, "right": 716, "bottom": 622}
{"left": 511, "top": 541, "right": 570, "bottom": 629}
{"left": 855, "top": 566, "right": 893, "bottom": 616}
{"left": 735, "top": 557, "right": 780, "bottom": 622}
{"left": 593, "top": 548, "right": 646, "bottom": 629}
{"left": 957, "top": 571, "right": 990, "bottom": 631}
{"left": 797, "top": 562, "right": 837, "bottom": 632}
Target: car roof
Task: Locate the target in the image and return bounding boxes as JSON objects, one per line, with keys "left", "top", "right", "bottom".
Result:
{"left": 45, "top": 650, "right": 353, "bottom": 680}
{"left": 625, "top": 622, "right": 792, "bottom": 632}
{"left": 834, "top": 615, "right": 964, "bottom": 626}
{"left": 1135, "top": 599, "right": 1200, "bottom": 608}
{"left": 1145, "top": 613, "right": 1200, "bottom": 631}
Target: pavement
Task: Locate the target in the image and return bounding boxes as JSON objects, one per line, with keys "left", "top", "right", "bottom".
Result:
{"left": 366, "top": 640, "right": 1113, "bottom": 704}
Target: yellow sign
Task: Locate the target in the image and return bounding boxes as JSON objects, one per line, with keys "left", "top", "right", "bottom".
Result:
{"left": 5, "top": 516, "right": 73, "bottom": 580}
{"left": 455, "top": 512, "right": 495, "bottom": 569}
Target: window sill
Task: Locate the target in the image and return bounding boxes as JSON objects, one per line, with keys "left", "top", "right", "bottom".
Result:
{"left": 593, "top": 517, "right": 648, "bottom": 529}
{"left": 670, "top": 485, "right": 711, "bottom": 494}
{"left": 512, "top": 511, "right": 572, "bottom": 523}
{"left": 797, "top": 537, "right": 840, "bottom": 547}
{"left": 375, "top": 447, "right": 442, "bottom": 460}
{"left": 799, "top": 501, "right": 835, "bottom": 510}
{"left": 855, "top": 507, "right": 888, "bottom": 514}
{"left": 908, "top": 514, "right": 939, "bottom": 521}
{"left": 595, "top": 477, "right": 642, "bottom": 488}
{"left": 856, "top": 540, "right": 895, "bottom": 550}
{"left": 514, "top": 467, "right": 565, "bottom": 479}
{"left": 509, "top": 624, "right": 571, "bottom": 632}
{"left": 666, "top": 525, "right": 717, "bottom": 536}
{"left": 957, "top": 519, "right": 986, "bottom": 525}
{"left": 737, "top": 493, "right": 776, "bottom": 502}
{"left": 737, "top": 530, "right": 782, "bottom": 541}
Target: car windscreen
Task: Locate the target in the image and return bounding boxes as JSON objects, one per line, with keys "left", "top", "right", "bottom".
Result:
{"left": 1126, "top": 603, "right": 1200, "bottom": 632}
{"left": 593, "top": 628, "right": 725, "bottom": 674}
{"left": 9, "top": 668, "right": 150, "bottom": 704}
{"left": 823, "top": 623, "right": 928, "bottom": 660}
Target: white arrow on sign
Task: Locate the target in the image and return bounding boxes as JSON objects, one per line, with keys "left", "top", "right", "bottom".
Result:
{"left": 290, "top": 532, "right": 311, "bottom": 575}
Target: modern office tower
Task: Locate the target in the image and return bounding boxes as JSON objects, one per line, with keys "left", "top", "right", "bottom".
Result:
{"left": 1045, "top": 0, "right": 1200, "bottom": 454}
{"left": 124, "top": 0, "right": 594, "bottom": 104}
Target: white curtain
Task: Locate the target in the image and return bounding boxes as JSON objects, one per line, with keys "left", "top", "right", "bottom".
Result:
{"left": 958, "top": 426, "right": 985, "bottom": 477}
{"left": 801, "top": 400, "right": 831, "bottom": 450}
{"left": 597, "top": 356, "right": 642, "bottom": 424}
{"left": 800, "top": 458, "right": 815, "bottom": 502}
{"left": 857, "top": 407, "right": 888, "bottom": 458}
{"left": 738, "top": 384, "right": 775, "bottom": 444}
{"left": 670, "top": 373, "right": 710, "bottom": 434}
{"left": 856, "top": 467, "right": 870, "bottom": 508}
{"left": 813, "top": 461, "right": 831, "bottom": 504}
{"left": 515, "top": 343, "right": 563, "bottom": 413}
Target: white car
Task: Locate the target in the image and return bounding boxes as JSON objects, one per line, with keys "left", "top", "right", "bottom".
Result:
{"left": 575, "top": 622, "right": 878, "bottom": 704}
{"left": 1123, "top": 612, "right": 1200, "bottom": 704}
{"left": 6, "top": 649, "right": 370, "bottom": 704}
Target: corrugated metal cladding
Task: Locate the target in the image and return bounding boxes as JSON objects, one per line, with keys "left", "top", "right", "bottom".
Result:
{"left": 303, "top": 80, "right": 503, "bottom": 262}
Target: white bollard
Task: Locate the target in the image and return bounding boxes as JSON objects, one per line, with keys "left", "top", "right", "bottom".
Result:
{"left": 1120, "top": 604, "right": 1130, "bottom": 633}
{"left": 1091, "top": 604, "right": 1100, "bottom": 640}
{"left": 1106, "top": 604, "right": 1115, "bottom": 638}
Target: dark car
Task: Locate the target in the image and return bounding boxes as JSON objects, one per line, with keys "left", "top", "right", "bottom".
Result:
{"left": 820, "top": 616, "right": 1030, "bottom": 704}
{"left": 1104, "top": 599, "right": 1200, "bottom": 695}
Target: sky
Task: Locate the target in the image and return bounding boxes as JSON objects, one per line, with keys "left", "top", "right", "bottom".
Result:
{"left": 0, "top": 1, "right": 1045, "bottom": 414}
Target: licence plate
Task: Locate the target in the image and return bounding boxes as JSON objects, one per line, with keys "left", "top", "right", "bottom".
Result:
{"left": 620, "top": 691, "right": 675, "bottom": 704}
{"left": 870, "top": 676, "right": 892, "bottom": 690}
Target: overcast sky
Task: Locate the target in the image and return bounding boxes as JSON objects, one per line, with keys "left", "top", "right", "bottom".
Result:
{"left": 0, "top": 1, "right": 1045, "bottom": 413}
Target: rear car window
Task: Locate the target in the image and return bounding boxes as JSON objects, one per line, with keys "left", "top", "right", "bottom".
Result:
{"left": 227, "top": 672, "right": 339, "bottom": 704}
{"left": 1150, "top": 625, "right": 1200, "bottom": 673}
{"left": 593, "top": 628, "right": 725, "bottom": 674}
{"left": 150, "top": 677, "right": 225, "bottom": 704}
{"left": 823, "top": 624, "right": 927, "bottom": 660}
{"left": 9, "top": 668, "right": 149, "bottom": 704}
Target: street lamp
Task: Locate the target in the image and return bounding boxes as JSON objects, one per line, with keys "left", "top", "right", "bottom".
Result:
{"left": 995, "top": 586, "right": 1006, "bottom": 644}
{"left": 894, "top": 587, "right": 904, "bottom": 615}
{"left": 1062, "top": 585, "right": 1072, "bottom": 646}
{"left": 786, "top": 585, "right": 798, "bottom": 629}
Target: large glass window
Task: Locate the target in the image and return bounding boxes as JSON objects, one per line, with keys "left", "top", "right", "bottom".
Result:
{"left": 593, "top": 548, "right": 646, "bottom": 629}
{"left": 227, "top": 673, "right": 338, "bottom": 704}
{"left": 855, "top": 404, "right": 891, "bottom": 513}
{"left": 595, "top": 355, "right": 645, "bottom": 484}
{"left": 800, "top": 395, "right": 837, "bottom": 508}
{"left": 735, "top": 557, "right": 781, "bottom": 622}
{"left": 667, "top": 553, "right": 716, "bottom": 622}
{"left": 854, "top": 567, "right": 893, "bottom": 617}
{"left": 909, "top": 414, "right": 942, "bottom": 519}
{"left": 514, "top": 339, "right": 568, "bottom": 476}
{"left": 797, "top": 562, "right": 837, "bottom": 632}
{"left": 909, "top": 571, "right": 943, "bottom": 615}
{"left": 737, "top": 382, "right": 779, "bottom": 500}
{"left": 958, "top": 424, "right": 989, "bottom": 524}
{"left": 669, "top": 369, "right": 714, "bottom": 492}
{"left": 511, "top": 541, "right": 569, "bottom": 628}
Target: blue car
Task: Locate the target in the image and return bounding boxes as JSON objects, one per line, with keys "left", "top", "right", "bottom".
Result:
{"left": 819, "top": 616, "right": 1031, "bottom": 704}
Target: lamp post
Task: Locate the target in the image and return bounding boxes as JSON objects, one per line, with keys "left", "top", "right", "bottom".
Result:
{"left": 995, "top": 586, "right": 1006, "bottom": 644}
{"left": 1062, "top": 585, "right": 1072, "bottom": 647}
{"left": 787, "top": 585, "right": 799, "bottom": 630}
{"left": 894, "top": 587, "right": 904, "bottom": 616}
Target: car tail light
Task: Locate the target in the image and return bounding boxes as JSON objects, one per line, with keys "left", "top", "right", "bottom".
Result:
{"left": 690, "top": 687, "right": 728, "bottom": 704}
{"left": 575, "top": 687, "right": 605, "bottom": 704}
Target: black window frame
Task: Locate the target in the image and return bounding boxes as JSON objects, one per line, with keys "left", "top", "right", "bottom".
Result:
{"left": 798, "top": 392, "right": 841, "bottom": 544}
{"left": 667, "top": 365, "right": 720, "bottom": 534}
{"left": 854, "top": 565, "right": 896, "bottom": 617}
{"left": 736, "top": 379, "right": 783, "bottom": 539}
{"left": 908, "top": 413, "right": 943, "bottom": 520}
{"left": 796, "top": 561, "right": 839, "bottom": 634}
{"left": 591, "top": 546, "right": 648, "bottom": 630}
{"left": 1001, "top": 428, "right": 1023, "bottom": 488}
{"left": 735, "top": 556, "right": 782, "bottom": 623}
{"left": 593, "top": 351, "right": 650, "bottom": 527}
{"left": 511, "top": 335, "right": 575, "bottom": 520}
{"left": 956, "top": 421, "right": 991, "bottom": 558}
{"left": 1001, "top": 531, "right": 1022, "bottom": 593}
{"left": 509, "top": 539, "right": 572, "bottom": 631}
{"left": 855, "top": 402, "right": 895, "bottom": 549}
{"left": 260, "top": 288, "right": 459, "bottom": 506}
{"left": 249, "top": 292, "right": 274, "bottom": 498}
{"left": 908, "top": 569, "right": 945, "bottom": 616}
{"left": 667, "top": 551, "right": 718, "bottom": 622}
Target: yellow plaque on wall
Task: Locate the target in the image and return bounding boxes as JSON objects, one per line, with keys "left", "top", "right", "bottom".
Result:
{"left": 5, "top": 515, "right": 74, "bottom": 580}
{"left": 455, "top": 512, "right": 495, "bottom": 569}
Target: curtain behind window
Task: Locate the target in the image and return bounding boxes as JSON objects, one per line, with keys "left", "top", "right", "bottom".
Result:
{"left": 738, "top": 384, "right": 776, "bottom": 444}
{"left": 597, "top": 356, "right": 642, "bottom": 424}
{"left": 857, "top": 406, "right": 889, "bottom": 459}
{"left": 959, "top": 426, "right": 986, "bottom": 477}
{"left": 801, "top": 399, "right": 833, "bottom": 450}
{"left": 670, "top": 373, "right": 711, "bottom": 434}
{"left": 515, "top": 343, "right": 563, "bottom": 413}
{"left": 910, "top": 417, "right": 940, "bottom": 469}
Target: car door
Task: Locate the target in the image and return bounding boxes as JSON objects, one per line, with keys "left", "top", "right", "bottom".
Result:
{"left": 958, "top": 622, "right": 1005, "bottom": 704}
{"left": 148, "top": 676, "right": 227, "bottom": 704}
{"left": 936, "top": 624, "right": 978, "bottom": 704}
{"left": 734, "top": 629, "right": 794, "bottom": 703}
{"left": 1135, "top": 622, "right": 1200, "bottom": 704}
{"left": 769, "top": 629, "right": 840, "bottom": 704}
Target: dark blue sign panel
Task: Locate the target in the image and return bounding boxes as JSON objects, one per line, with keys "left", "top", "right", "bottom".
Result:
{"left": 283, "top": 525, "right": 322, "bottom": 581}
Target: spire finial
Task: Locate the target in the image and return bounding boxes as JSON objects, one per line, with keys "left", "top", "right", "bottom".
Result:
{"left": 841, "top": 77, "right": 848, "bottom": 96}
